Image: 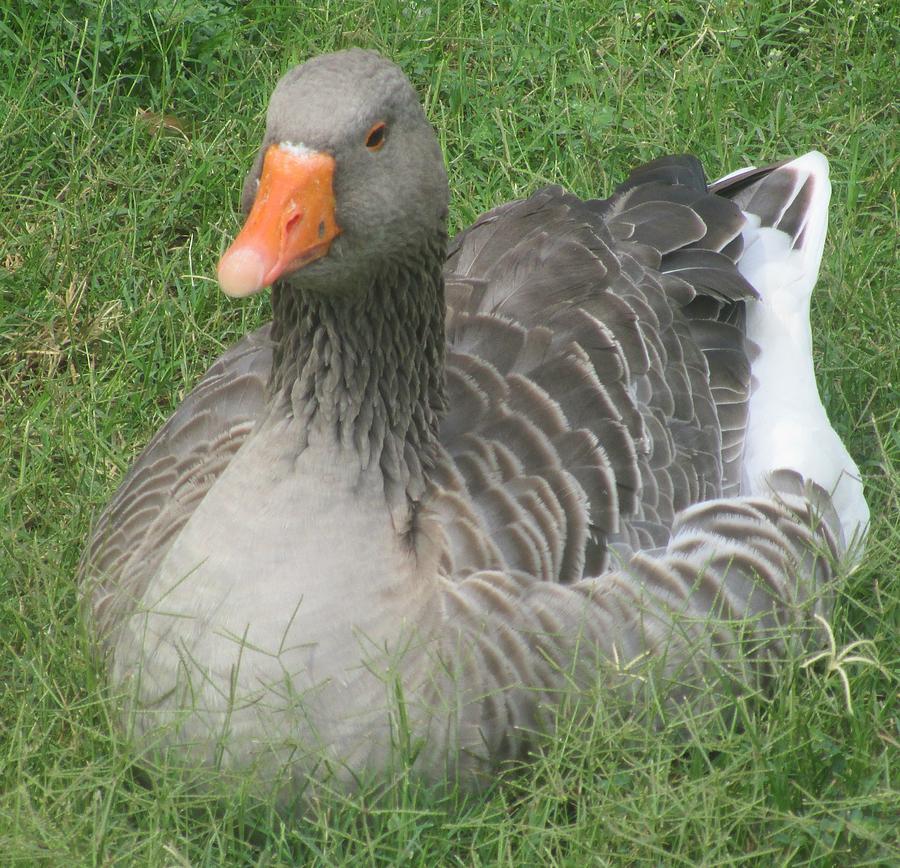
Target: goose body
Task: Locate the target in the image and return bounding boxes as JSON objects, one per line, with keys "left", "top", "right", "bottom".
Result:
{"left": 80, "top": 50, "right": 867, "bottom": 799}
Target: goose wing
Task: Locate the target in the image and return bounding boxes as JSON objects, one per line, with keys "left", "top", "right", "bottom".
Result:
{"left": 80, "top": 326, "right": 273, "bottom": 642}
{"left": 435, "top": 156, "right": 756, "bottom": 584}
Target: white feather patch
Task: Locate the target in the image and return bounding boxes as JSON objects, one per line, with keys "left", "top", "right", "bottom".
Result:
{"left": 279, "top": 140, "right": 316, "bottom": 158}
{"left": 738, "top": 152, "right": 869, "bottom": 553}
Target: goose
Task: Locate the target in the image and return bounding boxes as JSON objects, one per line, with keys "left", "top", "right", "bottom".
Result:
{"left": 80, "top": 49, "right": 868, "bottom": 802}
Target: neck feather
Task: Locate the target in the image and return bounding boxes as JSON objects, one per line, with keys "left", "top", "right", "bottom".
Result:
{"left": 266, "top": 234, "right": 448, "bottom": 514}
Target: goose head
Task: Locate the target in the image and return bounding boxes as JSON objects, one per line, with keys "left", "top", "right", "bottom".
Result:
{"left": 217, "top": 49, "right": 450, "bottom": 298}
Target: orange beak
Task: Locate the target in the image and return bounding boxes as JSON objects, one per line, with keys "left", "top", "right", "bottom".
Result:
{"left": 217, "top": 145, "right": 341, "bottom": 297}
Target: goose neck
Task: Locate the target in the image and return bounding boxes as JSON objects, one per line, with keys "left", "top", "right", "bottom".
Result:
{"left": 266, "top": 238, "right": 448, "bottom": 513}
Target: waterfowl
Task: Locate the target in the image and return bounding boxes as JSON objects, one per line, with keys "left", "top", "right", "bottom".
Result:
{"left": 80, "top": 49, "right": 868, "bottom": 800}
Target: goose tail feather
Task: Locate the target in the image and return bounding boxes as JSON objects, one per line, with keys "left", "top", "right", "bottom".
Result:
{"left": 716, "top": 152, "right": 868, "bottom": 556}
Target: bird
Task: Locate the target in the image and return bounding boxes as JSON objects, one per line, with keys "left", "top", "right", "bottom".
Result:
{"left": 79, "top": 48, "right": 868, "bottom": 804}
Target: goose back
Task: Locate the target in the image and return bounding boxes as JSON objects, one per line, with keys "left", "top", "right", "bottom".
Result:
{"left": 433, "top": 156, "right": 757, "bottom": 588}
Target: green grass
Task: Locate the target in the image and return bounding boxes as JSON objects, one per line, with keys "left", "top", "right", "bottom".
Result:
{"left": 2, "top": 0, "right": 897, "bottom": 863}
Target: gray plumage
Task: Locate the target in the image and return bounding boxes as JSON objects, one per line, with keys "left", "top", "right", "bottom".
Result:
{"left": 79, "top": 49, "right": 866, "bottom": 802}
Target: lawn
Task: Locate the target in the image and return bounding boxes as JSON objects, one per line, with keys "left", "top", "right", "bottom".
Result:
{"left": 1, "top": 0, "right": 897, "bottom": 864}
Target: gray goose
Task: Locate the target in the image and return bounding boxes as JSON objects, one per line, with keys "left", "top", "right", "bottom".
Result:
{"left": 80, "top": 49, "right": 868, "bottom": 799}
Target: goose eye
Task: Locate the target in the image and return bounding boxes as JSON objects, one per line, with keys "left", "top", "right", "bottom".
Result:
{"left": 365, "top": 122, "right": 387, "bottom": 151}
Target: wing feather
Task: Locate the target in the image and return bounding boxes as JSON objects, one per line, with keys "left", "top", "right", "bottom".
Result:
{"left": 80, "top": 326, "right": 273, "bottom": 643}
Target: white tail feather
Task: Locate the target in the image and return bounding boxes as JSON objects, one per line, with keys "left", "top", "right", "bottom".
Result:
{"left": 734, "top": 152, "right": 869, "bottom": 554}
